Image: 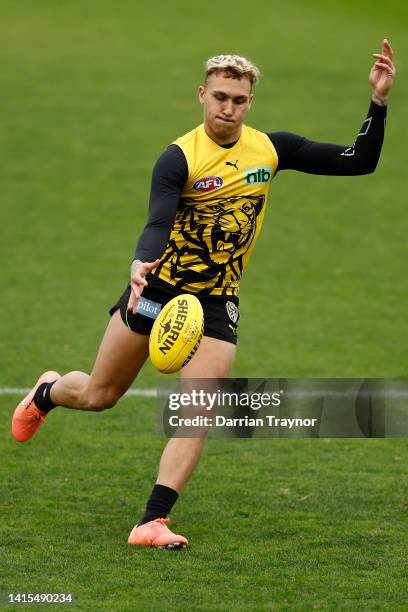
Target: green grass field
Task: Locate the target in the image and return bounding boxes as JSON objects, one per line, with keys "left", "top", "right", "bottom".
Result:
{"left": 1, "top": 0, "right": 408, "bottom": 609}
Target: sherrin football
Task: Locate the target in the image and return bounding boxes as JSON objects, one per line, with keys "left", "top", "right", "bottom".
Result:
{"left": 149, "top": 294, "right": 204, "bottom": 374}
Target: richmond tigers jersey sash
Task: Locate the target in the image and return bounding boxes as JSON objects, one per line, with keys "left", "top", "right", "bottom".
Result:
{"left": 154, "top": 123, "right": 278, "bottom": 296}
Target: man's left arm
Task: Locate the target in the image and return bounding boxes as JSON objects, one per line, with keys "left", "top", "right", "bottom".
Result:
{"left": 270, "top": 40, "right": 396, "bottom": 176}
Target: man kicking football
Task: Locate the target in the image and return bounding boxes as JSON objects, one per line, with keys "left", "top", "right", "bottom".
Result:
{"left": 12, "top": 40, "right": 395, "bottom": 548}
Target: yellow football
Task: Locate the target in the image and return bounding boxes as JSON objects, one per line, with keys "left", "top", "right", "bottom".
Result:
{"left": 149, "top": 294, "right": 204, "bottom": 374}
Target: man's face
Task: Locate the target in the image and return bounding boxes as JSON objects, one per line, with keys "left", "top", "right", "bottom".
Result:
{"left": 199, "top": 72, "right": 253, "bottom": 142}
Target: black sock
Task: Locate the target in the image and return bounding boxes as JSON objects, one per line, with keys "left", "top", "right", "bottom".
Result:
{"left": 34, "top": 382, "right": 57, "bottom": 413}
{"left": 138, "top": 484, "right": 179, "bottom": 525}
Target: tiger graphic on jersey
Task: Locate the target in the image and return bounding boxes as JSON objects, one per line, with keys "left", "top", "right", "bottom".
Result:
{"left": 155, "top": 194, "right": 265, "bottom": 294}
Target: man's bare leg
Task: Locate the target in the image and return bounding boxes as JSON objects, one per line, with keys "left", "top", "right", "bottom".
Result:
{"left": 49, "top": 310, "right": 150, "bottom": 411}
{"left": 128, "top": 335, "right": 236, "bottom": 547}
{"left": 156, "top": 336, "right": 236, "bottom": 492}
{"left": 12, "top": 310, "right": 150, "bottom": 442}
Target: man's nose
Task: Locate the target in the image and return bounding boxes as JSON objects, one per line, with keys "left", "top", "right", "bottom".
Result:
{"left": 223, "top": 100, "right": 233, "bottom": 116}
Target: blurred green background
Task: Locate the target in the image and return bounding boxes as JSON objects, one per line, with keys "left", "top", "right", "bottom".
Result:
{"left": 1, "top": 1, "right": 407, "bottom": 610}
{"left": 1, "top": 0, "right": 406, "bottom": 385}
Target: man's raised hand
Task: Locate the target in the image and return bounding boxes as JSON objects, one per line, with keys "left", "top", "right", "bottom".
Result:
{"left": 370, "top": 39, "right": 396, "bottom": 105}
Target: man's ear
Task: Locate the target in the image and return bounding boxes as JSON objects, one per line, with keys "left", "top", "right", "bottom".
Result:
{"left": 248, "top": 93, "right": 254, "bottom": 110}
{"left": 198, "top": 85, "right": 205, "bottom": 105}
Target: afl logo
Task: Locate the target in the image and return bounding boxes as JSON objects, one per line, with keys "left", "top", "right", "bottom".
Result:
{"left": 193, "top": 176, "right": 223, "bottom": 192}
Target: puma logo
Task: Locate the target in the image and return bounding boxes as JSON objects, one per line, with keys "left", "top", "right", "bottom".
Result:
{"left": 226, "top": 160, "right": 239, "bottom": 171}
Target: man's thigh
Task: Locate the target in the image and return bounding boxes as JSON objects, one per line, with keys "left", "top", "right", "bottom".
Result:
{"left": 88, "top": 310, "right": 150, "bottom": 398}
{"left": 181, "top": 336, "right": 236, "bottom": 378}
{"left": 174, "top": 337, "right": 235, "bottom": 435}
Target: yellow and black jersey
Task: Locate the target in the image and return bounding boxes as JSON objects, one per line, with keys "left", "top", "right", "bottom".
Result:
{"left": 154, "top": 123, "right": 278, "bottom": 296}
{"left": 134, "top": 101, "right": 386, "bottom": 296}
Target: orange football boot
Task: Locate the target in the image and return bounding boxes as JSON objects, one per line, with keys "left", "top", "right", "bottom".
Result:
{"left": 128, "top": 518, "right": 188, "bottom": 549}
{"left": 12, "top": 371, "right": 61, "bottom": 442}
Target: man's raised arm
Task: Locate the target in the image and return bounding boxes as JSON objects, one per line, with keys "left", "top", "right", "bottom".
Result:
{"left": 270, "top": 40, "right": 396, "bottom": 176}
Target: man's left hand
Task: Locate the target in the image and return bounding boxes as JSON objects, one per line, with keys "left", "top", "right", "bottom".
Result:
{"left": 370, "top": 39, "right": 396, "bottom": 105}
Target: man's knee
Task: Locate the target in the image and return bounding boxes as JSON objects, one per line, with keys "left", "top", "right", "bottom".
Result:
{"left": 81, "top": 387, "right": 121, "bottom": 411}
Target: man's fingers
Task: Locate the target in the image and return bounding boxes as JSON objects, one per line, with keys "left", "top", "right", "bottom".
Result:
{"left": 373, "top": 53, "right": 394, "bottom": 67}
{"left": 129, "top": 283, "right": 143, "bottom": 314}
{"left": 373, "top": 53, "right": 389, "bottom": 61}
{"left": 373, "top": 54, "right": 395, "bottom": 76}
{"left": 383, "top": 39, "right": 394, "bottom": 59}
{"left": 374, "top": 61, "right": 395, "bottom": 76}
{"left": 130, "top": 272, "right": 148, "bottom": 286}
{"left": 132, "top": 258, "right": 160, "bottom": 278}
{"left": 127, "top": 258, "right": 160, "bottom": 315}
{"left": 144, "top": 258, "right": 161, "bottom": 272}
{"left": 127, "top": 291, "right": 136, "bottom": 314}
{"left": 128, "top": 259, "right": 159, "bottom": 313}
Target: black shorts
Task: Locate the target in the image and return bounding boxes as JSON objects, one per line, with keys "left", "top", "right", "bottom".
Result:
{"left": 109, "top": 277, "right": 240, "bottom": 345}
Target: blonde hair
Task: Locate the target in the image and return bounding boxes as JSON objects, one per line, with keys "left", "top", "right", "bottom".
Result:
{"left": 205, "top": 54, "right": 260, "bottom": 86}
